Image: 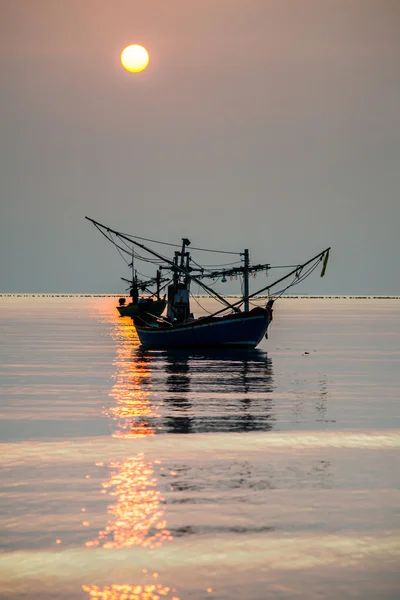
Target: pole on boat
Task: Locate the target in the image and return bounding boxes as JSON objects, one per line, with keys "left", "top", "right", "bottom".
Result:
{"left": 180, "top": 238, "right": 190, "bottom": 268}
{"left": 85, "top": 216, "right": 329, "bottom": 317}
{"left": 85, "top": 216, "right": 237, "bottom": 311}
{"left": 243, "top": 249, "right": 250, "bottom": 312}
{"left": 205, "top": 247, "right": 331, "bottom": 319}
{"left": 156, "top": 268, "right": 161, "bottom": 300}
{"left": 246, "top": 247, "right": 330, "bottom": 300}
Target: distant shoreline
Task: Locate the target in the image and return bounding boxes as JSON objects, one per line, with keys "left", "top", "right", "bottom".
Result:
{"left": 1, "top": 294, "right": 399, "bottom": 300}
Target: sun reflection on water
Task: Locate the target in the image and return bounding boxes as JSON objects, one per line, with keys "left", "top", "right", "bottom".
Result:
{"left": 83, "top": 303, "right": 179, "bottom": 599}
{"left": 85, "top": 454, "right": 172, "bottom": 549}
{"left": 82, "top": 583, "right": 179, "bottom": 600}
{"left": 105, "top": 315, "right": 158, "bottom": 439}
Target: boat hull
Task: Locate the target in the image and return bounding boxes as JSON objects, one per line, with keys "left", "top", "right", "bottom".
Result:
{"left": 134, "top": 308, "right": 271, "bottom": 349}
{"left": 117, "top": 298, "right": 167, "bottom": 318}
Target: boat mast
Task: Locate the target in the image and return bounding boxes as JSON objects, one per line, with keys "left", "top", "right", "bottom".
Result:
{"left": 86, "top": 217, "right": 329, "bottom": 320}
{"left": 85, "top": 217, "right": 236, "bottom": 311}
{"left": 243, "top": 249, "right": 250, "bottom": 312}
{"left": 167, "top": 239, "right": 192, "bottom": 321}
{"left": 156, "top": 268, "right": 161, "bottom": 300}
{"left": 180, "top": 238, "right": 190, "bottom": 269}
{"left": 204, "top": 247, "right": 331, "bottom": 319}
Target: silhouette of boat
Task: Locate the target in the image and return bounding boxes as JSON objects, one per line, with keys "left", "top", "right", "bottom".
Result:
{"left": 117, "top": 271, "right": 166, "bottom": 318}
{"left": 86, "top": 216, "right": 330, "bottom": 349}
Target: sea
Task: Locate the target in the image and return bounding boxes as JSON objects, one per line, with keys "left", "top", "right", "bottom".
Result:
{"left": 1, "top": 295, "right": 399, "bottom": 600}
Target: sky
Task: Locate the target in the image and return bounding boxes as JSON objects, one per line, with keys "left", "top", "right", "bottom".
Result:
{"left": 1, "top": 0, "right": 399, "bottom": 294}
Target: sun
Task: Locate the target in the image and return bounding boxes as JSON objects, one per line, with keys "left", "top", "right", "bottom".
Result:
{"left": 120, "top": 44, "right": 150, "bottom": 73}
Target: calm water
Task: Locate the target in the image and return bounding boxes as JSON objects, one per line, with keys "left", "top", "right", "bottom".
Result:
{"left": 1, "top": 296, "right": 399, "bottom": 600}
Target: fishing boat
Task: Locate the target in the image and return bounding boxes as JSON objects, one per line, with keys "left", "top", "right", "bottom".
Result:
{"left": 86, "top": 216, "right": 330, "bottom": 349}
{"left": 117, "top": 270, "right": 167, "bottom": 318}
{"left": 88, "top": 220, "right": 168, "bottom": 318}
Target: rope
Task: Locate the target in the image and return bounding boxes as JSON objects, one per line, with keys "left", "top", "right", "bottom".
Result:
{"left": 113, "top": 230, "right": 241, "bottom": 255}
{"left": 190, "top": 292, "right": 214, "bottom": 315}
{"left": 270, "top": 259, "right": 322, "bottom": 298}
{"left": 192, "top": 259, "right": 243, "bottom": 268}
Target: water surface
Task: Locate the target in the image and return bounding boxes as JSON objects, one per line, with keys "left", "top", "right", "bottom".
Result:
{"left": 1, "top": 296, "right": 399, "bottom": 599}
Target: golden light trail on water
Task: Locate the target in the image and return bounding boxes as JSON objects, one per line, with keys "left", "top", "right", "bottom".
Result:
{"left": 82, "top": 582, "right": 179, "bottom": 600}
{"left": 85, "top": 454, "right": 172, "bottom": 550}
{"left": 107, "top": 319, "right": 157, "bottom": 439}
{"left": 83, "top": 301, "right": 179, "bottom": 599}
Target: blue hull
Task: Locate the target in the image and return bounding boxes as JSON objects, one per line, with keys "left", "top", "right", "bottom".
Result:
{"left": 134, "top": 309, "right": 271, "bottom": 349}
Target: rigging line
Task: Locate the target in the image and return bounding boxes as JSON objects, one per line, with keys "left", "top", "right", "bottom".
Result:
{"left": 134, "top": 255, "right": 165, "bottom": 265}
{"left": 115, "top": 232, "right": 184, "bottom": 249}
{"left": 190, "top": 292, "right": 214, "bottom": 315}
{"left": 116, "top": 244, "right": 131, "bottom": 265}
{"left": 190, "top": 246, "right": 241, "bottom": 255}
{"left": 190, "top": 259, "right": 243, "bottom": 273}
{"left": 202, "top": 261, "right": 242, "bottom": 268}
{"left": 272, "top": 268, "right": 308, "bottom": 296}
{"left": 114, "top": 229, "right": 241, "bottom": 255}
{"left": 114, "top": 232, "right": 171, "bottom": 264}
{"left": 203, "top": 247, "right": 330, "bottom": 319}
{"left": 93, "top": 223, "right": 133, "bottom": 261}
{"left": 133, "top": 271, "right": 169, "bottom": 287}
{"left": 134, "top": 268, "right": 157, "bottom": 280}
{"left": 110, "top": 232, "right": 150, "bottom": 266}
{"left": 292, "top": 259, "right": 321, "bottom": 285}
{"left": 192, "top": 283, "right": 231, "bottom": 309}
{"left": 272, "top": 260, "right": 322, "bottom": 298}
{"left": 245, "top": 250, "right": 329, "bottom": 301}
{"left": 191, "top": 259, "right": 243, "bottom": 268}
{"left": 130, "top": 249, "right": 168, "bottom": 264}
{"left": 108, "top": 232, "right": 131, "bottom": 265}
{"left": 193, "top": 259, "right": 298, "bottom": 270}
{"left": 188, "top": 258, "right": 204, "bottom": 272}
{"left": 116, "top": 238, "right": 169, "bottom": 265}
{"left": 147, "top": 280, "right": 170, "bottom": 299}
{"left": 124, "top": 278, "right": 172, "bottom": 296}
{"left": 298, "top": 261, "right": 319, "bottom": 279}
{"left": 123, "top": 246, "right": 166, "bottom": 266}
{"left": 190, "top": 276, "right": 233, "bottom": 308}
{"left": 290, "top": 263, "right": 321, "bottom": 288}
{"left": 272, "top": 275, "right": 299, "bottom": 298}
{"left": 271, "top": 263, "right": 320, "bottom": 298}
{"left": 267, "top": 265, "right": 304, "bottom": 269}
{"left": 115, "top": 234, "right": 136, "bottom": 253}
{"left": 87, "top": 217, "right": 240, "bottom": 311}
{"left": 192, "top": 282, "right": 231, "bottom": 308}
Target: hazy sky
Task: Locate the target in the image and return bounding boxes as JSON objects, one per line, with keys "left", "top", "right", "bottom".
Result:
{"left": 1, "top": 0, "right": 399, "bottom": 294}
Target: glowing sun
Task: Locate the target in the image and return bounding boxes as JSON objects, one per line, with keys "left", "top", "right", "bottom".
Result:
{"left": 120, "top": 44, "right": 150, "bottom": 73}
